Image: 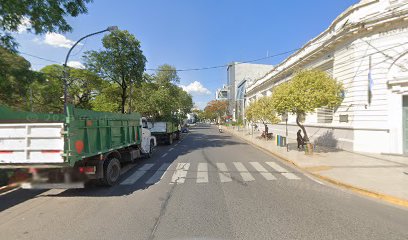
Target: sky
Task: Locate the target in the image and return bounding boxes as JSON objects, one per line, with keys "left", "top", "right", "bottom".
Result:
{"left": 14, "top": 0, "right": 358, "bottom": 109}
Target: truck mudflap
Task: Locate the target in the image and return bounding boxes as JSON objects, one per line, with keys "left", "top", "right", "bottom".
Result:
{"left": 21, "top": 182, "right": 84, "bottom": 189}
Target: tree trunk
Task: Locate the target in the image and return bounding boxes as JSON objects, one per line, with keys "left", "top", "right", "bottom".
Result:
{"left": 296, "top": 113, "right": 309, "bottom": 142}
{"left": 121, "top": 87, "right": 127, "bottom": 114}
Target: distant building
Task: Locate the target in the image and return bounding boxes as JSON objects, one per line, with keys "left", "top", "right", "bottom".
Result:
{"left": 215, "top": 85, "right": 229, "bottom": 100}
{"left": 246, "top": 0, "right": 408, "bottom": 155}
{"left": 186, "top": 113, "right": 196, "bottom": 124}
{"left": 227, "top": 62, "right": 273, "bottom": 121}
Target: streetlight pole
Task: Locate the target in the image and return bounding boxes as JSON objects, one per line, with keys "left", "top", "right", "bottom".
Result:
{"left": 63, "top": 26, "right": 118, "bottom": 114}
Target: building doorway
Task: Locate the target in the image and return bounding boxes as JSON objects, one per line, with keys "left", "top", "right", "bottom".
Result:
{"left": 404, "top": 96, "right": 408, "bottom": 154}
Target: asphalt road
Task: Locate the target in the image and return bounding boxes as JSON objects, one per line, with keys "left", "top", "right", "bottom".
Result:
{"left": 1, "top": 124, "right": 408, "bottom": 240}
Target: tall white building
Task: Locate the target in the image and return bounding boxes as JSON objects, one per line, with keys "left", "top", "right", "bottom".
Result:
{"left": 246, "top": 0, "right": 408, "bottom": 155}
{"left": 227, "top": 62, "right": 273, "bottom": 121}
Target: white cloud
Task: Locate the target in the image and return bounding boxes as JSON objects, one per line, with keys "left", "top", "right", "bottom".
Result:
{"left": 17, "top": 17, "right": 31, "bottom": 33}
{"left": 44, "top": 32, "right": 77, "bottom": 48}
{"left": 67, "top": 61, "right": 85, "bottom": 69}
{"left": 181, "top": 81, "right": 211, "bottom": 95}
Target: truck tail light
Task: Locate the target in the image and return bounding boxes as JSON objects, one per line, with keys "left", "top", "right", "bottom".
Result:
{"left": 0, "top": 150, "right": 13, "bottom": 154}
{"left": 79, "top": 166, "right": 96, "bottom": 174}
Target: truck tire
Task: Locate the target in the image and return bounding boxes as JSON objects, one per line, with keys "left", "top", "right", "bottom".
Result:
{"left": 102, "top": 158, "right": 121, "bottom": 186}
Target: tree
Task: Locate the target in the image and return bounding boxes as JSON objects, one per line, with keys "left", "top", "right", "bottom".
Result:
{"left": 0, "top": 47, "right": 43, "bottom": 109}
{"left": 0, "top": 0, "right": 92, "bottom": 51}
{"left": 245, "top": 96, "right": 280, "bottom": 133}
{"left": 31, "top": 64, "right": 103, "bottom": 113}
{"left": 131, "top": 65, "right": 193, "bottom": 121}
{"left": 271, "top": 69, "right": 343, "bottom": 142}
{"left": 204, "top": 100, "right": 229, "bottom": 123}
{"left": 176, "top": 88, "right": 194, "bottom": 121}
{"left": 84, "top": 30, "right": 146, "bottom": 113}
{"left": 91, "top": 84, "right": 121, "bottom": 112}
{"left": 192, "top": 109, "right": 204, "bottom": 122}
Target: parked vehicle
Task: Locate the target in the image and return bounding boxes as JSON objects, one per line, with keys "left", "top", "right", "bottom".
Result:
{"left": 0, "top": 105, "right": 156, "bottom": 188}
{"left": 148, "top": 121, "right": 180, "bottom": 145}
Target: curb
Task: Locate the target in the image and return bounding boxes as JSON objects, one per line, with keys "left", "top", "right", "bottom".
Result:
{"left": 225, "top": 128, "right": 408, "bottom": 209}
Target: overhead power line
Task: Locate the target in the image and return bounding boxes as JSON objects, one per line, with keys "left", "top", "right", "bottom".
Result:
{"left": 19, "top": 51, "right": 61, "bottom": 64}
{"left": 146, "top": 48, "right": 300, "bottom": 72}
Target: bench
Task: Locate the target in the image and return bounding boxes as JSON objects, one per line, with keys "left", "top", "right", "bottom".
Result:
{"left": 261, "top": 131, "right": 273, "bottom": 140}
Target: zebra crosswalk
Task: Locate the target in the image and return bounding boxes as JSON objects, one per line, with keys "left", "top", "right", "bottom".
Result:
{"left": 120, "top": 161, "right": 301, "bottom": 186}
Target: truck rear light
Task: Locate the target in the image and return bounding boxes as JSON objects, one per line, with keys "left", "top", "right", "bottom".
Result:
{"left": 0, "top": 150, "right": 13, "bottom": 154}
{"left": 79, "top": 166, "right": 96, "bottom": 174}
{"left": 41, "top": 150, "right": 61, "bottom": 154}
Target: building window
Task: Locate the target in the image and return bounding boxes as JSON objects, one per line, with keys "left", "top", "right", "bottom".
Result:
{"left": 339, "top": 114, "right": 349, "bottom": 123}
{"left": 317, "top": 107, "right": 333, "bottom": 123}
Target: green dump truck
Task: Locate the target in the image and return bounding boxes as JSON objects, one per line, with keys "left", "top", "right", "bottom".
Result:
{"left": 148, "top": 121, "right": 180, "bottom": 145}
{"left": 0, "top": 105, "right": 156, "bottom": 188}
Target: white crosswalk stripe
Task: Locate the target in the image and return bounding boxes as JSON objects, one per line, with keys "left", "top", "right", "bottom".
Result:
{"left": 146, "top": 163, "right": 171, "bottom": 184}
{"left": 266, "top": 162, "right": 300, "bottom": 180}
{"left": 233, "top": 162, "right": 255, "bottom": 182}
{"left": 196, "top": 163, "right": 209, "bottom": 183}
{"left": 249, "top": 162, "right": 276, "bottom": 180}
{"left": 216, "top": 163, "right": 232, "bottom": 182}
{"left": 120, "top": 161, "right": 301, "bottom": 186}
{"left": 171, "top": 163, "right": 190, "bottom": 184}
{"left": 121, "top": 163, "right": 154, "bottom": 185}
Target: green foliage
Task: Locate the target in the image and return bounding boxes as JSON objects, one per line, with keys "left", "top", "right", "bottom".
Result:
{"left": 271, "top": 69, "right": 343, "bottom": 115}
{"left": 0, "top": 47, "right": 43, "bottom": 109}
{"left": 130, "top": 65, "right": 193, "bottom": 121}
{"left": 245, "top": 96, "right": 279, "bottom": 124}
{"left": 28, "top": 64, "right": 104, "bottom": 113}
{"left": 0, "top": 0, "right": 92, "bottom": 51}
{"left": 204, "top": 100, "right": 228, "bottom": 119}
{"left": 154, "top": 64, "right": 180, "bottom": 85}
{"left": 271, "top": 69, "right": 343, "bottom": 141}
{"left": 91, "top": 84, "right": 121, "bottom": 112}
{"left": 84, "top": 30, "right": 146, "bottom": 113}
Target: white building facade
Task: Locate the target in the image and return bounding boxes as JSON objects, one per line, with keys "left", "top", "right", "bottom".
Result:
{"left": 246, "top": 0, "right": 408, "bottom": 155}
{"left": 227, "top": 62, "right": 273, "bottom": 121}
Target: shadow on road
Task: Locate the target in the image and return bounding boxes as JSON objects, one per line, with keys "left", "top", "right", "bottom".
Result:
{"left": 18, "top": 125, "right": 244, "bottom": 199}
{"left": 0, "top": 189, "right": 47, "bottom": 212}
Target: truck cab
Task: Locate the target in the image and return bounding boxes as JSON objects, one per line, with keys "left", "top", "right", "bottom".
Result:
{"left": 141, "top": 118, "right": 157, "bottom": 157}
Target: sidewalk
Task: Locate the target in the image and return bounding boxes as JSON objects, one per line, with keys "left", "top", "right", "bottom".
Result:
{"left": 225, "top": 126, "right": 408, "bottom": 207}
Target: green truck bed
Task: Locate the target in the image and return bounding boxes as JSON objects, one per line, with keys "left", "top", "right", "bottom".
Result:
{"left": 0, "top": 105, "right": 142, "bottom": 167}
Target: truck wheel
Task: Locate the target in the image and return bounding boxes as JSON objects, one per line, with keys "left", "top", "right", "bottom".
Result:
{"left": 147, "top": 140, "right": 154, "bottom": 158}
{"left": 102, "top": 158, "right": 121, "bottom": 186}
